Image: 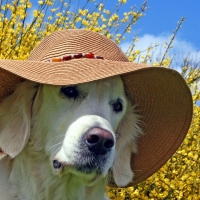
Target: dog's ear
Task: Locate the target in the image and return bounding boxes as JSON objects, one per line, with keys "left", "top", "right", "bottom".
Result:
{"left": 111, "top": 102, "right": 142, "bottom": 187}
{"left": 0, "top": 81, "right": 39, "bottom": 158}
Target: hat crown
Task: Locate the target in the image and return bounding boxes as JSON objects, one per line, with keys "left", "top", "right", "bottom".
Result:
{"left": 28, "top": 29, "right": 128, "bottom": 62}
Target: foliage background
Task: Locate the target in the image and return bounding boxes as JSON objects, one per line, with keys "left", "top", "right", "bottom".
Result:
{"left": 0, "top": 0, "right": 199, "bottom": 199}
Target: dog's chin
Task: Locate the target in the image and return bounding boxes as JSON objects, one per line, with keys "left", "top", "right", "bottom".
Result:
{"left": 68, "top": 167, "right": 104, "bottom": 186}
{"left": 73, "top": 163, "right": 103, "bottom": 175}
{"left": 52, "top": 162, "right": 106, "bottom": 186}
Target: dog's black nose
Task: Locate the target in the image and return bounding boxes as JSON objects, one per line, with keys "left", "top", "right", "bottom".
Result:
{"left": 86, "top": 128, "right": 114, "bottom": 154}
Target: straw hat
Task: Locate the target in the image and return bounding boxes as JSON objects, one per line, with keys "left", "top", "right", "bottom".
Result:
{"left": 0, "top": 29, "right": 192, "bottom": 186}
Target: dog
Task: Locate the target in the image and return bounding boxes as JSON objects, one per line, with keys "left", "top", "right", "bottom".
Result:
{"left": 0, "top": 75, "right": 142, "bottom": 200}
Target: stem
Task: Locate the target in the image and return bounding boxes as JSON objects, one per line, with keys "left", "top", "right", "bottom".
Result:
{"left": 160, "top": 17, "right": 185, "bottom": 66}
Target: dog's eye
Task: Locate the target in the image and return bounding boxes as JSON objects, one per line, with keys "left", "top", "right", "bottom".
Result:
{"left": 60, "top": 86, "right": 79, "bottom": 99}
{"left": 111, "top": 99, "right": 123, "bottom": 113}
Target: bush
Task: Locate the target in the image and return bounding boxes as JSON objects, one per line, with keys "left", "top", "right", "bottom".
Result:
{"left": 0, "top": 0, "right": 199, "bottom": 198}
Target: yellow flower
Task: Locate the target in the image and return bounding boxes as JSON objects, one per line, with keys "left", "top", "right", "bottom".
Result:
{"left": 46, "top": 0, "right": 53, "bottom": 6}
{"left": 152, "top": 62, "right": 160, "bottom": 66}
{"left": 33, "top": 10, "right": 39, "bottom": 17}
{"left": 51, "top": 8, "right": 57, "bottom": 13}
{"left": 56, "top": 12, "right": 62, "bottom": 17}
{"left": 48, "top": 16, "right": 52, "bottom": 21}
{"left": 106, "top": 33, "right": 112, "bottom": 39}
{"left": 87, "top": 14, "right": 92, "bottom": 19}
{"left": 135, "top": 50, "right": 140, "bottom": 54}
{"left": 103, "top": 9, "right": 110, "bottom": 15}
{"left": 27, "top": 2, "right": 32, "bottom": 8}
{"left": 115, "top": 38, "right": 120, "bottom": 44}
{"left": 38, "top": 1, "right": 43, "bottom": 5}
{"left": 127, "top": 26, "right": 131, "bottom": 33}
{"left": 82, "top": 19, "right": 89, "bottom": 27}
{"left": 118, "top": 0, "right": 127, "bottom": 3}
{"left": 99, "top": 3, "right": 104, "bottom": 11}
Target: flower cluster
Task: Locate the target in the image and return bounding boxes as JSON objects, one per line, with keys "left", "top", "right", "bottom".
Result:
{"left": 107, "top": 111, "right": 200, "bottom": 199}
{"left": 107, "top": 57, "right": 200, "bottom": 199}
{"left": 0, "top": 0, "right": 147, "bottom": 60}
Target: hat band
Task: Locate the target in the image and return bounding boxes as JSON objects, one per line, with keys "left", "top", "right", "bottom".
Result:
{"left": 48, "top": 52, "right": 104, "bottom": 62}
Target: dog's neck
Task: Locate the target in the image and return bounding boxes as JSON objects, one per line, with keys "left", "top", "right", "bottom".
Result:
{"left": 4, "top": 142, "right": 107, "bottom": 200}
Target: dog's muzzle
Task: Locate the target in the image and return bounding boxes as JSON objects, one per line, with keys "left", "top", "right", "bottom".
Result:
{"left": 53, "top": 127, "right": 114, "bottom": 170}
{"left": 85, "top": 127, "right": 114, "bottom": 154}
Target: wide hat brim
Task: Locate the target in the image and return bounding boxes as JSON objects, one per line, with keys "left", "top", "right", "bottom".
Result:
{"left": 0, "top": 29, "right": 193, "bottom": 187}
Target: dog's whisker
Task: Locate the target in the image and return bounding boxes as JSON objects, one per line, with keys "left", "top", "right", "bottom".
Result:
{"left": 43, "top": 142, "right": 63, "bottom": 159}
{"left": 47, "top": 142, "right": 63, "bottom": 153}
{"left": 49, "top": 135, "right": 65, "bottom": 144}
{"left": 53, "top": 146, "right": 63, "bottom": 157}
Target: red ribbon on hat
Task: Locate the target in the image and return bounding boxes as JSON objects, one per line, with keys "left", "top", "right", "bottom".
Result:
{"left": 48, "top": 52, "right": 104, "bottom": 62}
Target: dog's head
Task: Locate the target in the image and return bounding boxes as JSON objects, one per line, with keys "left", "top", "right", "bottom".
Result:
{"left": 0, "top": 76, "right": 142, "bottom": 187}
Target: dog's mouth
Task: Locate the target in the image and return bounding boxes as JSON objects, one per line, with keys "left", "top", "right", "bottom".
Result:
{"left": 52, "top": 159, "right": 105, "bottom": 186}
{"left": 52, "top": 127, "right": 115, "bottom": 177}
{"left": 52, "top": 154, "right": 107, "bottom": 175}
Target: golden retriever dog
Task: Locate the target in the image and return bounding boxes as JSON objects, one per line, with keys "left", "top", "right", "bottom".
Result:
{"left": 0, "top": 75, "right": 141, "bottom": 200}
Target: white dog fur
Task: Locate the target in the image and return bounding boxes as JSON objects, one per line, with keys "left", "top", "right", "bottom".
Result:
{"left": 0, "top": 76, "right": 142, "bottom": 200}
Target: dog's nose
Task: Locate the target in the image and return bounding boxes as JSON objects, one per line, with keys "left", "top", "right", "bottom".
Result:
{"left": 86, "top": 128, "right": 114, "bottom": 154}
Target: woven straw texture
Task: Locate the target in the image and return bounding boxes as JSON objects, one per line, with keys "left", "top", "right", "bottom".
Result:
{"left": 0, "top": 29, "right": 193, "bottom": 187}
